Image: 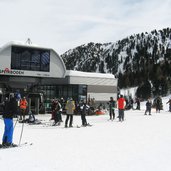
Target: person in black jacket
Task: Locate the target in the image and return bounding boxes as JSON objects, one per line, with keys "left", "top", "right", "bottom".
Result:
{"left": 52, "top": 99, "right": 62, "bottom": 126}
{"left": 135, "top": 98, "right": 140, "bottom": 110}
{"left": 144, "top": 99, "right": 152, "bottom": 115}
{"left": 155, "top": 96, "right": 162, "bottom": 113}
{"left": 108, "top": 97, "right": 116, "bottom": 120}
{"left": 2, "top": 94, "right": 17, "bottom": 147}
{"left": 80, "top": 100, "right": 90, "bottom": 126}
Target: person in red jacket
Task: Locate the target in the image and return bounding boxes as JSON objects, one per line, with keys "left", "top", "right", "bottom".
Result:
{"left": 19, "top": 97, "right": 28, "bottom": 122}
{"left": 117, "top": 95, "right": 126, "bottom": 122}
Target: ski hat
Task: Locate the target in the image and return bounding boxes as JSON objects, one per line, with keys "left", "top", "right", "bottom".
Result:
{"left": 68, "top": 97, "right": 73, "bottom": 101}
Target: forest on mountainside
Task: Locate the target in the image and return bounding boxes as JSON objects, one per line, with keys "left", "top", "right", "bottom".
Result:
{"left": 61, "top": 28, "right": 171, "bottom": 99}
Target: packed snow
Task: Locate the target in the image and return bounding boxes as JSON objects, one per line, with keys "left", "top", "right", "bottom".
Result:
{"left": 0, "top": 96, "right": 171, "bottom": 171}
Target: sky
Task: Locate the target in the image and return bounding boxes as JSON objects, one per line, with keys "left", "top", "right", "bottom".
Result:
{"left": 0, "top": 0, "right": 171, "bottom": 55}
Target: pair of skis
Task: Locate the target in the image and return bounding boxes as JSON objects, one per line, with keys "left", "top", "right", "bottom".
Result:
{"left": 41, "top": 122, "right": 93, "bottom": 128}
{"left": 0, "top": 142, "right": 33, "bottom": 150}
{"left": 62, "top": 124, "right": 93, "bottom": 129}
{"left": 76, "top": 124, "right": 93, "bottom": 128}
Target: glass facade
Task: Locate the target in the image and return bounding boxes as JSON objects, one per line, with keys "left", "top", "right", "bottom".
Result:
{"left": 11, "top": 46, "right": 50, "bottom": 72}
{"left": 32, "top": 84, "right": 87, "bottom": 102}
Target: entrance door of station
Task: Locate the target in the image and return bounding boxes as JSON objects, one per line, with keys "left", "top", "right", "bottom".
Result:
{"left": 28, "top": 93, "right": 44, "bottom": 114}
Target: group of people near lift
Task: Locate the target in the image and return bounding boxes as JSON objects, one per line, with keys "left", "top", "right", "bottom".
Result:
{"left": 0, "top": 93, "right": 137, "bottom": 147}
{"left": 50, "top": 94, "right": 126, "bottom": 128}
{"left": 50, "top": 97, "right": 92, "bottom": 128}
{"left": 1, "top": 92, "right": 171, "bottom": 148}
{"left": 144, "top": 96, "right": 171, "bottom": 115}
{"left": 108, "top": 95, "right": 125, "bottom": 121}
{"left": 109, "top": 95, "right": 171, "bottom": 119}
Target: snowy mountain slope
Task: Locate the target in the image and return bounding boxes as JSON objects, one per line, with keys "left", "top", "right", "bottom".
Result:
{"left": 61, "top": 28, "right": 171, "bottom": 97}
{"left": 61, "top": 28, "right": 171, "bottom": 74}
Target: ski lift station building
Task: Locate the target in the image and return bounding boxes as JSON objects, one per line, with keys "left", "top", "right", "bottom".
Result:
{"left": 0, "top": 41, "right": 117, "bottom": 113}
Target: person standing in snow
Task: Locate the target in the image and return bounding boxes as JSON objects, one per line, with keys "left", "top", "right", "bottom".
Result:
{"left": 144, "top": 98, "right": 152, "bottom": 115}
{"left": 128, "top": 98, "right": 134, "bottom": 110}
{"left": 108, "top": 97, "right": 116, "bottom": 120}
{"left": 135, "top": 98, "right": 140, "bottom": 110}
{"left": 166, "top": 98, "right": 171, "bottom": 112}
{"left": 59, "top": 97, "right": 65, "bottom": 122}
{"left": 117, "top": 95, "right": 126, "bottom": 122}
{"left": 154, "top": 96, "right": 162, "bottom": 113}
{"left": 65, "top": 98, "right": 75, "bottom": 128}
{"left": 53, "top": 99, "right": 62, "bottom": 126}
{"left": 50, "top": 99, "right": 56, "bottom": 120}
{"left": 2, "top": 94, "right": 17, "bottom": 147}
{"left": 19, "top": 96, "right": 28, "bottom": 122}
{"left": 79, "top": 100, "right": 90, "bottom": 126}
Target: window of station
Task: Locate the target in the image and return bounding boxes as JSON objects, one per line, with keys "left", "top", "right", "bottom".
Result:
{"left": 79, "top": 85, "right": 87, "bottom": 96}
{"left": 11, "top": 46, "right": 50, "bottom": 72}
{"left": 78, "top": 85, "right": 87, "bottom": 101}
{"left": 33, "top": 85, "right": 80, "bottom": 101}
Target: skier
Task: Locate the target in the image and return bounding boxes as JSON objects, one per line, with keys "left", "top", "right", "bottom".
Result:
{"left": 129, "top": 98, "right": 134, "bottom": 109}
{"left": 166, "top": 98, "right": 171, "bottom": 112}
{"left": 28, "top": 110, "right": 35, "bottom": 123}
{"left": 144, "top": 98, "right": 152, "bottom": 115}
{"left": 59, "top": 97, "right": 65, "bottom": 122}
{"left": 108, "top": 97, "right": 116, "bottom": 120}
{"left": 19, "top": 96, "right": 28, "bottom": 122}
{"left": 135, "top": 98, "right": 140, "bottom": 110}
{"left": 154, "top": 96, "right": 162, "bottom": 113}
{"left": 2, "top": 94, "right": 17, "bottom": 147}
{"left": 117, "top": 95, "right": 126, "bottom": 122}
{"left": 52, "top": 99, "right": 62, "bottom": 126}
{"left": 50, "top": 99, "right": 55, "bottom": 120}
{"left": 65, "top": 98, "right": 75, "bottom": 128}
{"left": 79, "top": 100, "right": 90, "bottom": 126}
{"left": 25, "top": 110, "right": 35, "bottom": 123}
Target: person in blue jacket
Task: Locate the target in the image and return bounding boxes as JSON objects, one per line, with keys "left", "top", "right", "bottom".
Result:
{"left": 2, "top": 94, "right": 17, "bottom": 147}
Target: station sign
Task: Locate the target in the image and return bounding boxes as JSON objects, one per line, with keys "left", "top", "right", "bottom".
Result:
{"left": 0, "top": 68, "right": 24, "bottom": 75}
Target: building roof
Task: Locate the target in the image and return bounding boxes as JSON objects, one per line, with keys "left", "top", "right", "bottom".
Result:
{"left": 66, "top": 70, "right": 115, "bottom": 79}
{"left": 0, "top": 40, "right": 51, "bottom": 52}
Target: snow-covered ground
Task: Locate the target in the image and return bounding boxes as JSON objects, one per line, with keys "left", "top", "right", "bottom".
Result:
{"left": 0, "top": 96, "right": 171, "bottom": 171}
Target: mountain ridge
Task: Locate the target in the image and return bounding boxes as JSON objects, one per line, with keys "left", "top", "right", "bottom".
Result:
{"left": 61, "top": 28, "right": 171, "bottom": 98}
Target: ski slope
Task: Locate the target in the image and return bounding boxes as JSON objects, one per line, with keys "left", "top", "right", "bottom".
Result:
{"left": 0, "top": 97, "right": 171, "bottom": 171}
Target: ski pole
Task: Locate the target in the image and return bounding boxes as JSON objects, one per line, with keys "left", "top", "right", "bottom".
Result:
{"left": 13, "top": 116, "right": 18, "bottom": 131}
{"left": 18, "top": 121, "right": 24, "bottom": 146}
